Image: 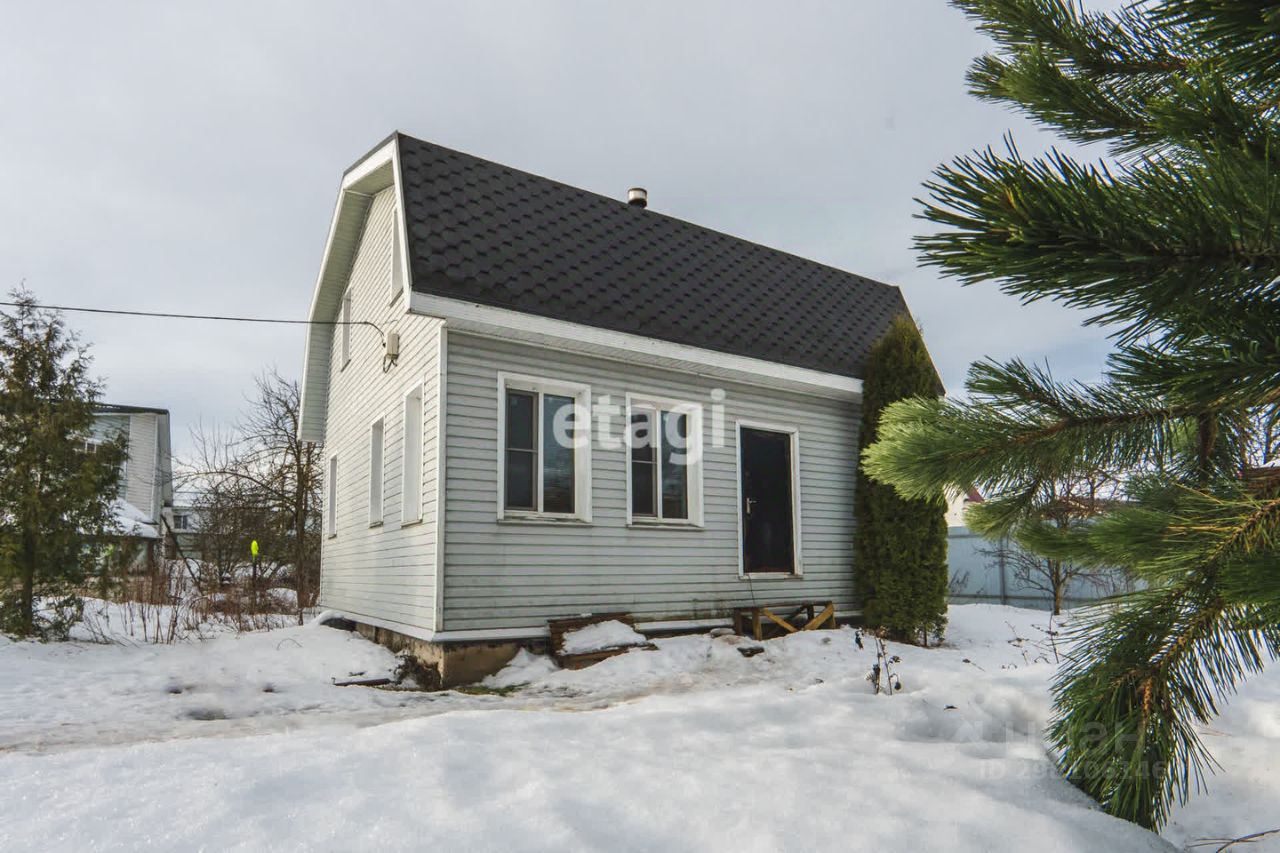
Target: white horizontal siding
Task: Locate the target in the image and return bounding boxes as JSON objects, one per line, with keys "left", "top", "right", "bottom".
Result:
{"left": 319, "top": 185, "right": 441, "bottom": 633}
{"left": 442, "top": 332, "right": 859, "bottom": 632}
{"left": 124, "top": 413, "right": 158, "bottom": 521}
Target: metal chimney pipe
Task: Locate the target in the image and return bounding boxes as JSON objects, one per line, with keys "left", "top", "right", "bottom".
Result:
{"left": 627, "top": 187, "right": 648, "bottom": 209}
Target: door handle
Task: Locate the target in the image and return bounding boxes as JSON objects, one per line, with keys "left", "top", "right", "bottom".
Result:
{"left": 746, "top": 498, "right": 757, "bottom": 516}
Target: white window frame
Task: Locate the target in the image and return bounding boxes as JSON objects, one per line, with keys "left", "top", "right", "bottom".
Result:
{"left": 326, "top": 454, "right": 338, "bottom": 537}
{"left": 735, "top": 420, "right": 803, "bottom": 579}
{"left": 496, "top": 372, "right": 592, "bottom": 523}
{"left": 340, "top": 290, "right": 352, "bottom": 368}
{"left": 402, "top": 384, "right": 424, "bottom": 525}
{"left": 368, "top": 416, "right": 385, "bottom": 526}
{"left": 625, "top": 393, "right": 704, "bottom": 528}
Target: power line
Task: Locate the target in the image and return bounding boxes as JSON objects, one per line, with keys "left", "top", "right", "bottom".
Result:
{"left": 0, "top": 301, "right": 385, "bottom": 344}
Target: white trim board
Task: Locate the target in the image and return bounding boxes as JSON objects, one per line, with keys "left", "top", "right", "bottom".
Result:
{"left": 433, "top": 325, "right": 448, "bottom": 632}
{"left": 410, "top": 292, "right": 863, "bottom": 402}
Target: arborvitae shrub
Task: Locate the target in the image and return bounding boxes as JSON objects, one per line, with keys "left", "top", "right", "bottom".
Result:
{"left": 854, "top": 315, "right": 948, "bottom": 645}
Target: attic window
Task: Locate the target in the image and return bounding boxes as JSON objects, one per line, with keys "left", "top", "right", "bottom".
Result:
{"left": 391, "top": 209, "right": 404, "bottom": 304}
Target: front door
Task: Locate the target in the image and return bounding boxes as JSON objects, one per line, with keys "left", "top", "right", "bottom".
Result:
{"left": 739, "top": 427, "right": 795, "bottom": 574}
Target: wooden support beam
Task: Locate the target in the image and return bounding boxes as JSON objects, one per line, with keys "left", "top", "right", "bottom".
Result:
{"left": 802, "top": 602, "right": 835, "bottom": 631}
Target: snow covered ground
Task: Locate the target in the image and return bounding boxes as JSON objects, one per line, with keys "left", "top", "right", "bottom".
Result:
{"left": 0, "top": 604, "right": 1274, "bottom": 851}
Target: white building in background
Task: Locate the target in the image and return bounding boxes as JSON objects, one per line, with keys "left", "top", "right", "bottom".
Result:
{"left": 945, "top": 487, "right": 984, "bottom": 528}
{"left": 91, "top": 404, "right": 175, "bottom": 560}
{"left": 170, "top": 490, "right": 203, "bottom": 559}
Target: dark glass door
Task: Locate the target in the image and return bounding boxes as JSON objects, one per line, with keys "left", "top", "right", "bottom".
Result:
{"left": 740, "top": 427, "right": 795, "bottom": 574}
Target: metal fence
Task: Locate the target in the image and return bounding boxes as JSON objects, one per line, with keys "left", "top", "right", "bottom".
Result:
{"left": 947, "top": 526, "right": 1133, "bottom": 610}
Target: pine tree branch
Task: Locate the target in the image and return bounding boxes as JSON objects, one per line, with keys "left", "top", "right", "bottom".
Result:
{"left": 1051, "top": 576, "right": 1280, "bottom": 829}
{"left": 1159, "top": 1, "right": 1280, "bottom": 97}
{"left": 916, "top": 141, "right": 1280, "bottom": 337}
{"left": 910, "top": 0, "right": 1280, "bottom": 833}
{"left": 861, "top": 359, "right": 1214, "bottom": 516}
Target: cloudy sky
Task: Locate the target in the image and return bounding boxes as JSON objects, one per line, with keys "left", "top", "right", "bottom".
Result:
{"left": 1, "top": 1, "right": 1116, "bottom": 459}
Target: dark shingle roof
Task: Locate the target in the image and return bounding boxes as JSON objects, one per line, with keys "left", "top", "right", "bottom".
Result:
{"left": 396, "top": 134, "right": 909, "bottom": 378}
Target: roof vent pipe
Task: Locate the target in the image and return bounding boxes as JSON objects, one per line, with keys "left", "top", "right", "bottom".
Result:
{"left": 627, "top": 187, "right": 648, "bottom": 209}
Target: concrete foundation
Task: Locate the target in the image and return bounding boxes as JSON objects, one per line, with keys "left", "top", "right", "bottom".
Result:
{"left": 353, "top": 622, "right": 531, "bottom": 688}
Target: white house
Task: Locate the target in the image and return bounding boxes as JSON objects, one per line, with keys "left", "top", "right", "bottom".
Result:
{"left": 170, "top": 490, "right": 202, "bottom": 560}
{"left": 92, "top": 404, "right": 175, "bottom": 562}
{"left": 299, "top": 133, "right": 923, "bottom": 684}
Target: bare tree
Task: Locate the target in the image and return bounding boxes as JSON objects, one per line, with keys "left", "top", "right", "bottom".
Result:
{"left": 982, "top": 539, "right": 1130, "bottom": 615}
{"left": 977, "top": 473, "right": 1125, "bottom": 615}
{"left": 181, "top": 370, "right": 322, "bottom": 617}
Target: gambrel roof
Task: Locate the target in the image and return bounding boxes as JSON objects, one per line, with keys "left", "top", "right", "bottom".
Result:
{"left": 395, "top": 134, "right": 908, "bottom": 379}
{"left": 300, "top": 132, "right": 917, "bottom": 441}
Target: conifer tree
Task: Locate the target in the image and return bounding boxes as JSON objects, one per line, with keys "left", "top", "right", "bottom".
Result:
{"left": 0, "top": 292, "right": 125, "bottom": 637}
{"left": 855, "top": 315, "right": 948, "bottom": 644}
{"left": 861, "top": 0, "right": 1280, "bottom": 830}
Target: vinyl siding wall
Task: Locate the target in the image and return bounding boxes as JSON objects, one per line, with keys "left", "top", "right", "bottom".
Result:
{"left": 319, "top": 186, "right": 442, "bottom": 633}
{"left": 442, "top": 332, "right": 860, "bottom": 632}
{"left": 124, "top": 413, "right": 159, "bottom": 521}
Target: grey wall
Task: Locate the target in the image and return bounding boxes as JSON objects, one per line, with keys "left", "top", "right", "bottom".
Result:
{"left": 441, "top": 332, "right": 861, "bottom": 632}
{"left": 318, "top": 186, "right": 443, "bottom": 634}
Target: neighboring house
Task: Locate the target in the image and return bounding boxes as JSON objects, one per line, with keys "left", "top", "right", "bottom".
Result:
{"left": 93, "top": 404, "right": 175, "bottom": 564}
{"left": 170, "top": 491, "right": 202, "bottom": 560}
{"left": 299, "top": 133, "right": 921, "bottom": 684}
{"left": 945, "top": 488, "right": 984, "bottom": 528}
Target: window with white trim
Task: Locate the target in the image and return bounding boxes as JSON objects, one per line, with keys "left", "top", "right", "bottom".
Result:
{"left": 326, "top": 455, "right": 338, "bottom": 536}
{"left": 369, "top": 418, "right": 384, "bottom": 525}
{"left": 627, "top": 398, "right": 703, "bottom": 525}
{"left": 499, "top": 375, "right": 591, "bottom": 520}
{"left": 402, "top": 387, "right": 423, "bottom": 524}
{"left": 340, "top": 290, "right": 352, "bottom": 367}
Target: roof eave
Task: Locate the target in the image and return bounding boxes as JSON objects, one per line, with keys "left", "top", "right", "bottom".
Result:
{"left": 409, "top": 290, "right": 863, "bottom": 401}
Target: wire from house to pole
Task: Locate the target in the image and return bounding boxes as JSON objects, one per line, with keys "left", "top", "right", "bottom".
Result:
{"left": 0, "top": 301, "right": 387, "bottom": 346}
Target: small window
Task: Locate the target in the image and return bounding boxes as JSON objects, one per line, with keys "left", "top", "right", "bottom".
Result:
{"left": 172, "top": 514, "right": 190, "bottom": 531}
{"left": 499, "top": 375, "right": 590, "bottom": 520}
{"left": 369, "top": 418, "right": 384, "bottom": 525}
{"left": 402, "top": 387, "right": 423, "bottom": 524}
{"left": 627, "top": 398, "right": 701, "bottom": 525}
{"left": 341, "top": 291, "right": 352, "bottom": 367}
{"left": 327, "top": 455, "right": 338, "bottom": 536}
{"left": 391, "top": 210, "right": 405, "bottom": 303}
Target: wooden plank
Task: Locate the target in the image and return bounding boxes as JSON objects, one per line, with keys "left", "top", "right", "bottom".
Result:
{"left": 547, "top": 612, "right": 655, "bottom": 670}
{"left": 733, "top": 600, "right": 836, "bottom": 639}
{"left": 762, "top": 607, "right": 800, "bottom": 634}
{"left": 803, "top": 601, "right": 835, "bottom": 631}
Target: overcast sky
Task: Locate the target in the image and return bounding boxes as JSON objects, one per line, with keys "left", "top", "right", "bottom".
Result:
{"left": 0, "top": 1, "right": 1116, "bottom": 460}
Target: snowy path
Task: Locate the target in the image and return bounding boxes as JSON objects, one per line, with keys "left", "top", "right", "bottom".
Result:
{"left": 0, "top": 605, "right": 1275, "bottom": 851}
